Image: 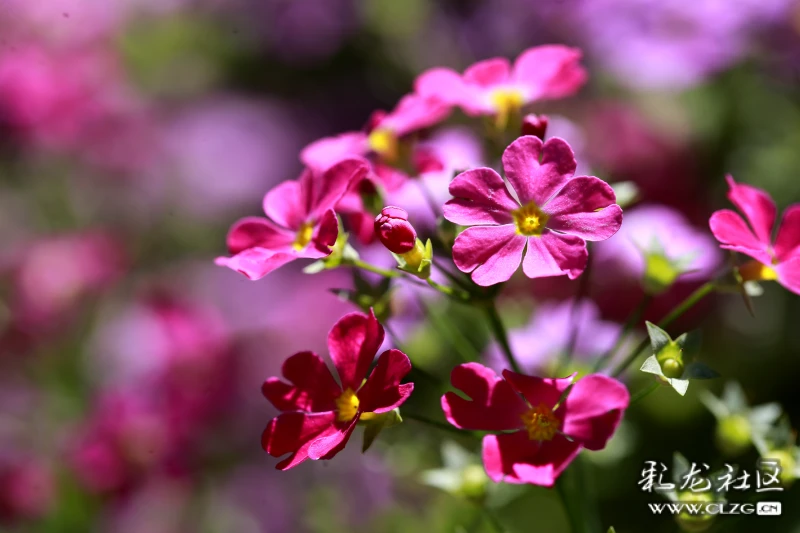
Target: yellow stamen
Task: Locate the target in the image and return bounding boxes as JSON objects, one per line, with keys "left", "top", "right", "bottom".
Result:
{"left": 335, "top": 388, "right": 360, "bottom": 422}
{"left": 490, "top": 89, "right": 524, "bottom": 130}
{"left": 520, "top": 403, "right": 561, "bottom": 441}
{"left": 738, "top": 259, "right": 778, "bottom": 282}
{"left": 292, "top": 221, "right": 314, "bottom": 251}
{"left": 511, "top": 201, "right": 549, "bottom": 236}
{"left": 367, "top": 128, "right": 399, "bottom": 163}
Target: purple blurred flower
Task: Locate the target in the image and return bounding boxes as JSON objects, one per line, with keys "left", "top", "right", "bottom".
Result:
{"left": 0, "top": 457, "right": 54, "bottom": 523}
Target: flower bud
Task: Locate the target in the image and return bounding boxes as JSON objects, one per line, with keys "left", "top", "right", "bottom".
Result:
{"left": 375, "top": 207, "right": 417, "bottom": 254}
{"left": 761, "top": 450, "right": 796, "bottom": 487}
{"left": 521, "top": 114, "right": 549, "bottom": 140}
{"left": 657, "top": 344, "right": 684, "bottom": 379}
{"left": 715, "top": 414, "right": 752, "bottom": 457}
{"left": 675, "top": 491, "right": 715, "bottom": 532}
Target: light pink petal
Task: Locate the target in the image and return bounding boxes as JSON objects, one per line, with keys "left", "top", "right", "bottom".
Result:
{"left": 777, "top": 257, "right": 800, "bottom": 295}
{"left": 562, "top": 375, "right": 629, "bottom": 451}
{"left": 709, "top": 209, "right": 772, "bottom": 264}
{"left": 380, "top": 94, "right": 451, "bottom": 136}
{"left": 215, "top": 249, "right": 295, "bottom": 281}
{"left": 502, "top": 136, "right": 577, "bottom": 206}
{"left": 725, "top": 175, "right": 776, "bottom": 245}
{"left": 415, "top": 67, "right": 470, "bottom": 107}
{"left": 512, "top": 45, "right": 587, "bottom": 101}
{"left": 522, "top": 231, "right": 587, "bottom": 280}
{"left": 774, "top": 205, "right": 800, "bottom": 261}
{"left": 501, "top": 370, "right": 574, "bottom": 408}
{"left": 300, "top": 132, "right": 368, "bottom": 171}
{"left": 225, "top": 216, "right": 295, "bottom": 255}
{"left": 262, "top": 180, "right": 307, "bottom": 230}
{"left": 358, "top": 349, "right": 414, "bottom": 414}
{"left": 544, "top": 177, "right": 623, "bottom": 241}
{"left": 443, "top": 168, "right": 518, "bottom": 226}
{"left": 452, "top": 225, "right": 526, "bottom": 286}
{"left": 482, "top": 432, "right": 581, "bottom": 487}
{"left": 261, "top": 351, "right": 340, "bottom": 412}
{"left": 308, "top": 157, "right": 370, "bottom": 219}
{"left": 441, "top": 363, "right": 527, "bottom": 431}
{"left": 307, "top": 415, "right": 360, "bottom": 460}
{"left": 327, "top": 310, "right": 385, "bottom": 391}
{"left": 463, "top": 58, "right": 511, "bottom": 87}
{"left": 261, "top": 411, "right": 336, "bottom": 470}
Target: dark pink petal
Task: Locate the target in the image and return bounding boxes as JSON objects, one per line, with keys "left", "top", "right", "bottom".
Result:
{"left": 544, "top": 177, "right": 623, "bottom": 241}
{"left": 307, "top": 415, "right": 359, "bottom": 460}
{"left": 380, "top": 94, "right": 451, "bottom": 136}
{"left": 774, "top": 205, "right": 800, "bottom": 261}
{"left": 482, "top": 432, "right": 581, "bottom": 486}
{"left": 502, "top": 136, "right": 577, "bottom": 206}
{"left": 562, "top": 375, "right": 629, "bottom": 451}
{"left": 501, "top": 370, "right": 574, "bottom": 408}
{"left": 777, "top": 257, "right": 800, "bottom": 295}
{"left": 307, "top": 209, "right": 339, "bottom": 258}
{"left": 452, "top": 225, "right": 526, "bottom": 286}
{"left": 262, "top": 180, "right": 306, "bottom": 230}
{"left": 358, "top": 349, "right": 414, "bottom": 414}
{"left": 415, "top": 67, "right": 470, "bottom": 107}
{"left": 443, "top": 168, "right": 518, "bottom": 226}
{"left": 225, "top": 217, "right": 295, "bottom": 255}
{"left": 725, "top": 175, "right": 776, "bottom": 245}
{"left": 215, "top": 249, "right": 295, "bottom": 281}
{"left": 308, "top": 158, "right": 370, "bottom": 219}
{"left": 512, "top": 45, "right": 587, "bottom": 100}
{"left": 261, "top": 351, "right": 340, "bottom": 412}
{"left": 327, "top": 310, "right": 385, "bottom": 391}
{"left": 441, "top": 363, "right": 527, "bottom": 431}
{"left": 522, "top": 231, "right": 587, "bottom": 280}
{"left": 709, "top": 210, "right": 772, "bottom": 265}
{"left": 463, "top": 58, "right": 511, "bottom": 87}
{"left": 261, "top": 411, "right": 336, "bottom": 470}
{"left": 300, "top": 132, "right": 368, "bottom": 171}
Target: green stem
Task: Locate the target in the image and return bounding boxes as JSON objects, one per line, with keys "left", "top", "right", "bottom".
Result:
{"left": 403, "top": 412, "right": 467, "bottom": 437}
{"left": 610, "top": 281, "right": 716, "bottom": 378}
{"left": 592, "top": 295, "right": 653, "bottom": 372}
{"left": 416, "top": 295, "right": 481, "bottom": 362}
{"left": 433, "top": 258, "right": 473, "bottom": 292}
{"left": 556, "top": 477, "right": 581, "bottom": 533}
{"left": 350, "top": 259, "right": 400, "bottom": 278}
{"left": 484, "top": 301, "right": 521, "bottom": 373}
{"left": 629, "top": 381, "right": 660, "bottom": 405}
{"left": 480, "top": 507, "right": 507, "bottom": 533}
{"left": 558, "top": 250, "right": 593, "bottom": 374}
{"left": 428, "top": 278, "right": 471, "bottom": 302}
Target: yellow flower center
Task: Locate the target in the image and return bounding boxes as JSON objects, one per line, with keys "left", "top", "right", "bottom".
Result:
{"left": 490, "top": 89, "right": 524, "bottom": 130}
{"left": 292, "top": 221, "right": 314, "bottom": 251}
{"left": 335, "top": 388, "right": 360, "bottom": 422}
{"left": 520, "top": 403, "right": 560, "bottom": 441}
{"left": 512, "top": 201, "right": 549, "bottom": 236}
{"left": 738, "top": 259, "right": 779, "bottom": 282}
{"left": 367, "top": 128, "right": 399, "bottom": 163}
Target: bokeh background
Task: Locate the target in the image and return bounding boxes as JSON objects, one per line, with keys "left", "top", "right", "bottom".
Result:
{"left": 1, "top": 1, "right": 800, "bottom": 532}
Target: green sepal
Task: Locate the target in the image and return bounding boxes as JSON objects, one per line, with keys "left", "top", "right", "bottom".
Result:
{"left": 361, "top": 408, "right": 402, "bottom": 453}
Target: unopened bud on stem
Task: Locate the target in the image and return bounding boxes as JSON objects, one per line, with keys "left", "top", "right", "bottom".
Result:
{"left": 375, "top": 206, "right": 416, "bottom": 254}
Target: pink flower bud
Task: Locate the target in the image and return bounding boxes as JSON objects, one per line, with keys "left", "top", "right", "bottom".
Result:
{"left": 374, "top": 206, "right": 417, "bottom": 254}
{"left": 521, "top": 114, "right": 549, "bottom": 140}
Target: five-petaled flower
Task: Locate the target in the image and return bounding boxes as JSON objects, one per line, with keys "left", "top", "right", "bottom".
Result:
{"left": 261, "top": 311, "right": 414, "bottom": 470}
{"left": 415, "top": 45, "right": 586, "bottom": 129}
{"left": 443, "top": 135, "right": 623, "bottom": 286}
{"left": 215, "top": 157, "right": 369, "bottom": 280}
{"left": 709, "top": 175, "right": 800, "bottom": 295}
{"left": 442, "top": 363, "right": 629, "bottom": 486}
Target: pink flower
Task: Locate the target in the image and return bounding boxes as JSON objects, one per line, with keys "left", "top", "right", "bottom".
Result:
{"left": 709, "top": 175, "right": 800, "bottom": 294}
{"left": 443, "top": 136, "right": 623, "bottom": 286}
{"left": 441, "top": 363, "right": 629, "bottom": 486}
{"left": 374, "top": 206, "right": 417, "bottom": 253}
{"left": 415, "top": 45, "right": 586, "bottom": 128}
{"left": 215, "top": 157, "right": 369, "bottom": 280}
{"left": 261, "top": 311, "right": 414, "bottom": 470}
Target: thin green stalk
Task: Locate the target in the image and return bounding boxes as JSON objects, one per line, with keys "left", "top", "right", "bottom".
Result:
{"left": 484, "top": 301, "right": 521, "bottom": 373}
{"left": 428, "top": 278, "right": 472, "bottom": 302}
{"left": 592, "top": 295, "right": 653, "bottom": 372}
{"left": 556, "top": 477, "right": 582, "bottom": 533}
{"left": 558, "top": 251, "right": 593, "bottom": 374}
{"left": 403, "top": 412, "right": 467, "bottom": 436}
{"left": 415, "top": 178, "right": 443, "bottom": 219}
{"left": 610, "top": 281, "right": 716, "bottom": 378}
{"left": 433, "top": 258, "right": 473, "bottom": 292}
{"left": 416, "top": 295, "right": 481, "bottom": 362}
{"left": 629, "top": 381, "right": 660, "bottom": 405}
{"left": 350, "top": 259, "right": 400, "bottom": 278}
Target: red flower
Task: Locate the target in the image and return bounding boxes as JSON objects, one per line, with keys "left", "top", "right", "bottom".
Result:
{"left": 442, "top": 363, "right": 628, "bottom": 486}
{"left": 261, "top": 311, "right": 414, "bottom": 470}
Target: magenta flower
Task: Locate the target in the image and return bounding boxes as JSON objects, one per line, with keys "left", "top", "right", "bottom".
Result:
{"left": 709, "top": 175, "right": 800, "bottom": 294}
{"left": 442, "top": 363, "right": 628, "bottom": 486}
{"left": 215, "top": 157, "right": 369, "bottom": 280}
{"left": 443, "top": 136, "right": 623, "bottom": 286}
{"left": 261, "top": 311, "right": 414, "bottom": 470}
{"left": 415, "top": 45, "right": 586, "bottom": 128}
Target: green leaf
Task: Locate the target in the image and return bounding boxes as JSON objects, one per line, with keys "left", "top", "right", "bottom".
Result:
{"left": 722, "top": 382, "right": 748, "bottom": 413}
{"left": 646, "top": 322, "right": 672, "bottom": 354}
{"left": 683, "top": 361, "right": 720, "bottom": 380}
{"left": 640, "top": 355, "right": 663, "bottom": 376}
{"left": 699, "top": 390, "right": 729, "bottom": 419}
{"left": 361, "top": 409, "right": 402, "bottom": 453}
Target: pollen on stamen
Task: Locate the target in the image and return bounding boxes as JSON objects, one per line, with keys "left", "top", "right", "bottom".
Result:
{"left": 520, "top": 403, "right": 561, "bottom": 441}
{"left": 335, "top": 388, "right": 360, "bottom": 422}
{"left": 512, "top": 201, "right": 549, "bottom": 237}
{"left": 292, "top": 221, "right": 314, "bottom": 251}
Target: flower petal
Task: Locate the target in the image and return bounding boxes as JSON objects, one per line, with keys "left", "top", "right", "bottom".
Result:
{"left": 512, "top": 45, "right": 587, "bottom": 100}
{"left": 441, "top": 363, "right": 527, "bottom": 431}
{"left": 415, "top": 67, "right": 470, "bottom": 107}
{"left": 261, "top": 411, "right": 336, "bottom": 470}
{"left": 300, "top": 132, "right": 368, "bottom": 171}
{"left": 327, "top": 310, "right": 385, "bottom": 391}
{"left": 261, "top": 351, "right": 340, "bottom": 412}
{"left": 522, "top": 231, "right": 587, "bottom": 280}
{"left": 482, "top": 432, "right": 581, "bottom": 487}
{"left": 443, "top": 168, "right": 518, "bottom": 226}
{"left": 307, "top": 209, "right": 339, "bottom": 258}
{"left": 709, "top": 209, "right": 772, "bottom": 265}
{"left": 380, "top": 94, "right": 451, "bottom": 136}
{"left": 502, "top": 136, "right": 577, "bottom": 206}
{"left": 774, "top": 205, "right": 800, "bottom": 262}
{"left": 725, "top": 175, "right": 776, "bottom": 245}
{"left": 224, "top": 216, "right": 295, "bottom": 255}
{"left": 307, "top": 415, "right": 359, "bottom": 460}
{"left": 358, "top": 349, "right": 414, "bottom": 414}
{"left": 544, "top": 177, "right": 623, "bottom": 241}
{"left": 463, "top": 58, "right": 511, "bottom": 87}
{"left": 562, "top": 374, "right": 629, "bottom": 451}
{"left": 777, "top": 257, "right": 800, "bottom": 296}
{"left": 308, "top": 157, "right": 370, "bottom": 219}
{"left": 501, "top": 370, "right": 574, "bottom": 408}
{"left": 215, "top": 248, "right": 295, "bottom": 281}
{"left": 262, "top": 180, "right": 307, "bottom": 230}
{"left": 452, "top": 225, "right": 526, "bottom": 286}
